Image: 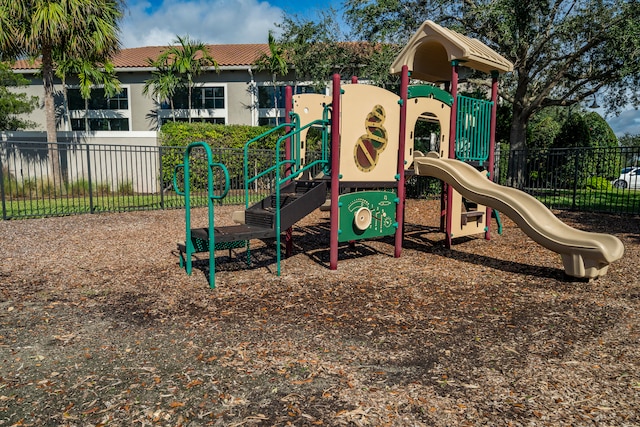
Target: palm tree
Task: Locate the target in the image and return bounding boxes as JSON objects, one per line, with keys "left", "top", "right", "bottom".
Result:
{"left": 156, "top": 35, "right": 218, "bottom": 123}
{"left": 142, "top": 56, "right": 181, "bottom": 124}
{"left": 56, "top": 53, "right": 121, "bottom": 131}
{"left": 253, "top": 30, "right": 289, "bottom": 125}
{"left": 0, "top": 0, "right": 123, "bottom": 186}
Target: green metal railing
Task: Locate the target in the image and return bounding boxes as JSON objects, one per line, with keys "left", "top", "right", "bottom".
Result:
{"left": 243, "top": 112, "right": 331, "bottom": 275}
{"left": 173, "top": 141, "right": 230, "bottom": 288}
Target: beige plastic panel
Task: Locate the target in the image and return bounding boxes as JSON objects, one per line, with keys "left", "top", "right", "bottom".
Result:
{"left": 449, "top": 188, "right": 487, "bottom": 238}
{"left": 339, "top": 84, "right": 401, "bottom": 183}
{"left": 292, "top": 94, "right": 332, "bottom": 165}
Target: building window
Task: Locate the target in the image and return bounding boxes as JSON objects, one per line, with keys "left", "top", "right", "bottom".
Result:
{"left": 67, "top": 86, "right": 130, "bottom": 131}
{"left": 160, "top": 117, "right": 226, "bottom": 126}
{"left": 258, "top": 85, "right": 317, "bottom": 109}
{"left": 68, "top": 88, "right": 129, "bottom": 110}
{"left": 71, "top": 118, "right": 130, "bottom": 131}
{"left": 200, "top": 87, "right": 225, "bottom": 109}
{"left": 164, "top": 86, "right": 225, "bottom": 110}
{"left": 258, "top": 117, "right": 286, "bottom": 127}
{"left": 257, "top": 85, "right": 318, "bottom": 126}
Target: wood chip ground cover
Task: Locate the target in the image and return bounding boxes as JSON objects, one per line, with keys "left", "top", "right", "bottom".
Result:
{"left": 1, "top": 199, "right": 639, "bottom": 426}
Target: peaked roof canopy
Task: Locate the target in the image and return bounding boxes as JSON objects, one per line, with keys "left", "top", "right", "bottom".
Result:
{"left": 390, "top": 20, "right": 513, "bottom": 82}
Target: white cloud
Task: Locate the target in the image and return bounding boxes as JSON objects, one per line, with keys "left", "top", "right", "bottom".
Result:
{"left": 607, "top": 109, "right": 640, "bottom": 137}
{"left": 120, "top": 0, "right": 283, "bottom": 48}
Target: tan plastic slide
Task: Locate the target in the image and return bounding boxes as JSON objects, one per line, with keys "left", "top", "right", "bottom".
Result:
{"left": 413, "top": 152, "right": 624, "bottom": 279}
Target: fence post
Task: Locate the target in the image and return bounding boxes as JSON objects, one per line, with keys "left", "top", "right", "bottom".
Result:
{"left": 86, "top": 143, "right": 95, "bottom": 213}
{"left": 0, "top": 146, "right": 6, "bottom": 220}
{"left": 159, "top": 146, "right": 165, "bottom": 209}
{"left": 572, "top": 149, "right": 579, "bottom": 210}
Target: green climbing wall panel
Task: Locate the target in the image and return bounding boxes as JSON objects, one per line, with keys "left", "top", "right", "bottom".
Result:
{"left": 338, "top": 190, "right": 397, "bottom": 242}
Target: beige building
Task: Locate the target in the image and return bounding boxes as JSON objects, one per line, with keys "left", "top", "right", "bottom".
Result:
{"left": 11, "top": 44, "right": 318, "bottom": 138}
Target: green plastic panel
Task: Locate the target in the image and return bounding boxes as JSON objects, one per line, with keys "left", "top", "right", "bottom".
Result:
{"left": 455, "top": 95, "right": 493, "bottom": 163}
{"left": 338, "top": 190, "right": 397, "bottom": 242}
{"left": 407, "top": 85, "right": 454, "bottom": 106}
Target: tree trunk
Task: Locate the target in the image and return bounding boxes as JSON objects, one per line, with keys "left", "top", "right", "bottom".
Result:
{"left": 84, "top": 99, "right": 90, "bottom": 132}
{"left": 61, "top": 78, "right": 71, "bottom": 131}
{"left": 42, "top": 46, "right": 66, "bottom": 194}
{"left": 187, "top": 77, "right": 192, "bottom": 123}
{"left": 507, "top": 107, "right": 529, "bottom": 188}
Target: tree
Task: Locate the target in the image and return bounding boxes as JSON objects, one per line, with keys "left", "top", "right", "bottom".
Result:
{"left": 0, "top": 62, "right": 38, "bottom": 130}
{"left": 0, "top": 0, "right": 123, "bottom": 185}
{"left": 552, "top": 113, "right": 591, "bottom": 149}
{"left": 253, "top": 30, "right": 289, "bottom": 124}
{"left": 277, "top": 12, "right": 399, "bottom": 89}
{"left": 142, "top": 56, "right": 181, "bottom": 124}
{"left": 156, "top": 35, "right": 218, "bottom": 123}
{"left": 618, "top": 133, "right": 640, "bottom": 148}
{"left": 583, "top": 112, "right": 618, "bottom": 149}
{"left": 344, "top": 0, "right": 640, "bottom": 152}
{"left": 527, "top": 109, "right": 564, "bottom": 149}
{"left": 55, "top": 54, "right": 121, "bottom": 131}
{"left": 276, "top": 13, "right": 339, "bottom": 90}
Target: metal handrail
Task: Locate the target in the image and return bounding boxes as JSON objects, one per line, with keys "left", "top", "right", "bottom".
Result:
{"left": 175, "top": 141, "right": 230, "bottom": 288}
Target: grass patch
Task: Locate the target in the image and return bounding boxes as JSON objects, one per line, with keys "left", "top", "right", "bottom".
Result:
{"left": 532, "top": 188, "right": 640, "bottom": 214}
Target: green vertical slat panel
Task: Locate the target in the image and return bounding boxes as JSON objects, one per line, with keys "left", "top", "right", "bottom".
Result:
{"left": 455, "top": 95, "right": 493, "bottom": 163}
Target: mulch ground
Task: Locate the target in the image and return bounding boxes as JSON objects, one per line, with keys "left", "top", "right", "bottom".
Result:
{"left": 1, "top": 199, "right": 639, "bottom": 426}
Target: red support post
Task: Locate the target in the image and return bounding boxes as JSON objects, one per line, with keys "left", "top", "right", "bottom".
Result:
{"left": 394, "top": 65, "right": 409, "bottom": 258}
{"left": 329, "top": 74, "right": 341, "bottom": 270}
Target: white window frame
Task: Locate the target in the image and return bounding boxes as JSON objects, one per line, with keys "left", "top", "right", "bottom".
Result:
{"left": 66, "top": 84, "right": 132, "bottom": 132}
{"left": 255, "top": 82, "right": 327, "bottom": 126}
{"left": 157, "top": 83, "right": 228, "bottom": 125}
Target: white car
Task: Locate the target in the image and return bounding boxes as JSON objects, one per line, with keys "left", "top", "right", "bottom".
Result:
{"left": 613, "top": 167, "right": 640, "bottom": 189}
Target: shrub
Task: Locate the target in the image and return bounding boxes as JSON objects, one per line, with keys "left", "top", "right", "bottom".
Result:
{"left": 159, "top": 122, "right": 289, "bottom": 192}
{"left": 586, "top": 176, "right": 612, "bottom": 191}
{"left": 117, "top": 181, "right": 134, "bottom": 196}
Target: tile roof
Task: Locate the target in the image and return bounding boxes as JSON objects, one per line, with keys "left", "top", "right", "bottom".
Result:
{"left": 12, "top": 43, "right": 270, "bottom": 70}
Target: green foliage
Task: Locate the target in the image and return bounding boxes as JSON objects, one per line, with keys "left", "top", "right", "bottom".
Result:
{"left": 0, "top": 62, "right": 37, "bottom": 130}
{"left": 618, "top": 133, "right": 640, "bottom": 148}
{"left": 405, "top": 175, "right": 441, "bottom": 199}
{"left": 583, "top": 112, "right": 618, "bottom": 149}
{"left": 497, "top": 142, "right": 510, "bottom": 185}
{"left": 544, "top": 112, "right": 624, "bottom": 187}
{"left": 276, "top": 12, "right": 399, "bottom": 87}
{"left": 344, "top": 0, "right": 640, "bottom": 153}
{"left": 159, "top": 122, "right": 282, "bottom": 149}
{"left": 158, "top": 122, "right": 286, "bottom": 191}
{"left": 149, "top": 35, "right": 219, "bottom": 123}
{"left": 586, "top": 176, "right": 612, "bottom": 191}
{"left": 553, "top": 113, "right": 591, "bottom": 148}
{"left": 527, "top": 112, "right": 562, "bottom": 149}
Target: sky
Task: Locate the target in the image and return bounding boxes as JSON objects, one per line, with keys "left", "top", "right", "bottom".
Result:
{"left": 119, "top": 0, "right": 640, "bottom": 137}
{"left": 119, "top": 0, "right": 342, "bottom": 48}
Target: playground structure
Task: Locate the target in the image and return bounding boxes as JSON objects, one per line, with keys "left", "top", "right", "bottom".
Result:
{"left": 174, "top": 20, "right": 624, "bottom": 288}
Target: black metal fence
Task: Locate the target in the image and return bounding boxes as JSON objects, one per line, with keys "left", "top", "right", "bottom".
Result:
{"left": 0, "top": 141, "right": 280, "bottom": 219}
{"left": 500, "top": 145, "right": 640, "bottom": 215}
{"left": 2, "top": 141, "right": 639, "bottom": 219}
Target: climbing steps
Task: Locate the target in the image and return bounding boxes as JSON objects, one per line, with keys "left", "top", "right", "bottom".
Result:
{"left": 177, "top": 178, "right": 327, "bottom": 281}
